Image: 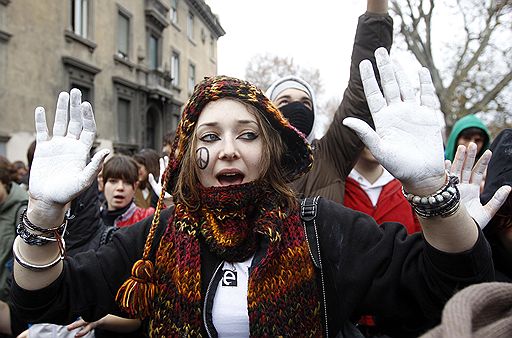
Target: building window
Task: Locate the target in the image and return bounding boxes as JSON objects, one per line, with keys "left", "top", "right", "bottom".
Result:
{"left": 62, "top": 56, "right": 100, "bottom": 106}
{"left": 171, "top": 52, "right": 180, "bottom": 87}
{"left": 187, "top": 12, "right": 194, "bottom": 40}
{"left": 188, "top": 63, "right": 195, "bottom": 93}
{"left": 71, "top": 83, "right": 92, "bottom": 103}
{"left": 170, "top": 0, "right": 178, "bottom": 24}
{"left": 148, "top": 34, "right": 159, "bottom": 70}
{"left": 71, "top": 0, "right": 89, "bottom": 38}
{"left": 117, "top": 11, "right": 130, "bottom": 58}
{"left": 210, "top": 35, "right": 215, "bottom": 59}
{"left": 117, "top": 98, "right": 132, "bottom": 143}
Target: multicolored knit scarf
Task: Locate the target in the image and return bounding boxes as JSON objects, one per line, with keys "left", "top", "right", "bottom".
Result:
{"left": 149, "top": 182, "right": 323, "bottom": 336}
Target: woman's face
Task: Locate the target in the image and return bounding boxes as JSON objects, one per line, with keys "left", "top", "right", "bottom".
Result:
{"left": 194, "top": 99, "right": 263, "bottom": 187}
{"left": 137, "top": 163, "right": 148, "bottom": 182}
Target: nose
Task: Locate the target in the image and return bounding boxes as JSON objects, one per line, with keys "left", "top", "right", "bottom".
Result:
{"left": 115, "top": 180, "right": 125, "bottom": 190}
{"left": 219, "top": 139, "right": 240, "bottom": 160}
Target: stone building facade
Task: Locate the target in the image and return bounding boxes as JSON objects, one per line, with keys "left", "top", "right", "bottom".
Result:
{"left": 0, "top": 0, "right": 225, "bottom": 161}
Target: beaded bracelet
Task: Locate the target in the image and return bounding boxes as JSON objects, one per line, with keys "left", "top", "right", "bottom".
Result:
{"left": 402, "top": 175, "right": 461, "bottom": 218}
{"left": 16, "top": 210, "right": 68, "bottom": 246}
{"left": 12, "top": 235, "right": 65, "bottom": 271}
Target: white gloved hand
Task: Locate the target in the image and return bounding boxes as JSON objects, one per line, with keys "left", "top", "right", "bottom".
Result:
{"left": 29, "top": 89, "right": 109, "bottom": 207}
{"left": 343, "top": 47, "right": 445, "bottom": 195}
{"left": 148, "top": 156, "right": 173, "bottom": 206}
{"left": 446, "top": 143, "right": 511, "bottom": 229}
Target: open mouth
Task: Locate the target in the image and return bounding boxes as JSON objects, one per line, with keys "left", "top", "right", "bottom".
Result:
{"left": 216, "top": 172, "right": 245, "bottom": 186}
{"left": 113, "top": 195, "right": 125, "bottom": 202}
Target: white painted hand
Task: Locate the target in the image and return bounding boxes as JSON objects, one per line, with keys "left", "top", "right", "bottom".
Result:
{"left": 148, "top": 156, "right": 173, "bottom": 206}
{"left": 343, "top": 47, "right": 445, "bottom": 195}
{"left": 29, "top": 89, "right": 109, "bottom": 206}
{"left": 447, "top": 143, "right": 511, "bottom": 229}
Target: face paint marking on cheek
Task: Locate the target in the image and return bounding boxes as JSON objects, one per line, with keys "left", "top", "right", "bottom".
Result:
{"left": 196, "top": 147, "right": 209, "bottom": 170}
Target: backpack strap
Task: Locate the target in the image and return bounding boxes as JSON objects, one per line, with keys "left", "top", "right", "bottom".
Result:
{"left": 300, "top": 196, "right": 321, "bottom": 269}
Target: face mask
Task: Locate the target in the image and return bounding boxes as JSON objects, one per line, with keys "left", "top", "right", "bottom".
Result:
{"left": 279, "top": 101, "right": 314, "bottom": 137}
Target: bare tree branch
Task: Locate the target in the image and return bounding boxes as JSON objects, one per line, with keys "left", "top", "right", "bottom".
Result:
{"left": 467, "top": 72, "right": 512, "bottom": 114}
{"left": 392, "top": 0, "right": 512, "bottom": 130}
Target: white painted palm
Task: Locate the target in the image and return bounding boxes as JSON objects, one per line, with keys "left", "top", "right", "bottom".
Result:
{"left": 30, "top": 89, "right": 109, "bottom": 208}
{"left": 343, "top": 47, "right": 445, "bottom": 196}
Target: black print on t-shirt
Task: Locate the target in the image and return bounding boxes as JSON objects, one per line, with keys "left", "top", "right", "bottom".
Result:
{"left": 222, "top": 269, "right": 237, "bottom": 287}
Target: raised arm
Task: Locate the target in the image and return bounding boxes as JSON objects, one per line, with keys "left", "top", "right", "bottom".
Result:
{"left": 367, "top": 0, "right": 388, "bottom": 14}
{"left": 343, "top": 48, "right": 510, "bottom": 252}
{"left": 299, "top": 0, "right": 392, "bottom": 203}
{"left": 13, "top": 89, "right": 108, "bottom": 290}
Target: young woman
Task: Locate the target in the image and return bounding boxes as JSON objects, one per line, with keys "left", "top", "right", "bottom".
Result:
{"left": 11, "top": 49, "right": 509, "bottom": 337}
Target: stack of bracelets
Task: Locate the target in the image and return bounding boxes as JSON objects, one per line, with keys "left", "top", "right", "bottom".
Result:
{"left": 13, "top": 209, "right": 67, "bottom": 271}
{"left": 402, "top": 173, "right": 461, "bottom": 218}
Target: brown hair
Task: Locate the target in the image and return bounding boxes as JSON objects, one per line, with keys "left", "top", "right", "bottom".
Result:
{"left": 102, "top": 154, "right": 139, "bottom": 185}
{"left": 133, "top": 148, "right": 160, "bottom": 181}
{"left": 0, "top": 156, "right": 16, "bottom": 194}
{"left": 173, "top": 98, "right": 297, "bottom": 208}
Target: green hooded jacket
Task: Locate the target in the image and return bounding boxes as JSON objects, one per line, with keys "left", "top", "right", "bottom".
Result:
{"left": 445, "top": 114, "right": 491, "bottom": 161}
{"left": 0, "top": 183, "right": 28, "bottom": 301}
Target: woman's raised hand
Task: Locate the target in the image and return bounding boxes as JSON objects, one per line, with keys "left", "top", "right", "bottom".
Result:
{"left": 343, "top": 47, "right": 446, "bottom": 195}
{"left": 29, "top": 89, "right": 109, "bottom": 209}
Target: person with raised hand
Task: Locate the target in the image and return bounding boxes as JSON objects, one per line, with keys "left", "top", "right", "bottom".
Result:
{"left": 267, "top": 0, "right": 393, "bottom": 204}
{"left": 10, "top": 53, "right": 508, "bottom": 337}
{"left": 446, "top": 143, "right": 511, "bottom": 229}
{"left": 147, "top": 156, "right": 173, "bottom": 207}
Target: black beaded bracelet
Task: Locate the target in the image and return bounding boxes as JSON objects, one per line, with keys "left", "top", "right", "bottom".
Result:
{"left": 402, "top": 175, "right": 461, "bottom": 218}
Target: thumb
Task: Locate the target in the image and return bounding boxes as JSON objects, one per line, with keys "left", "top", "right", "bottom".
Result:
{"left": 342, "top": 117, "right": 381, "bottom": 151}
{"left": 78, "top": 149, "right": 109, "bottom": 191}
{"left": 483, "top": 185, "right": 511, "bottom": 222}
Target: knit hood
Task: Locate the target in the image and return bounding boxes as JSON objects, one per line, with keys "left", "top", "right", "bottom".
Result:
{"left": 445, "top": 114, "right": 490, "bottom": 161}
{"left": 265, "top": 75, "right": 320, "bottom": 142}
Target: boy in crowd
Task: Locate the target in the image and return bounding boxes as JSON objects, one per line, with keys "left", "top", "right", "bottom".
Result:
{"left": 101, "top": 154, "right": 154, "bottom": 228}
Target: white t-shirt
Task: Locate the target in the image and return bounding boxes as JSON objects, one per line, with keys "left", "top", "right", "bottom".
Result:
{"left": 211, "top": 255, "right": 254, "bottom": 337}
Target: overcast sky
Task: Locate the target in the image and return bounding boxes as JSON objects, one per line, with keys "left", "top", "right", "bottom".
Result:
{"left": 204, "top": 0, "right": 423, "bottom": 105}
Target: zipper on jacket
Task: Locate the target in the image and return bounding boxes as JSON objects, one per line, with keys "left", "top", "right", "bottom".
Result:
{"left": 301, "top": 197, "right": 329, "bottom": 337}
{"left": 313, "top": 218, "right": 329, "bottom": 337}
{"left": 203, "top": 261, "right": 224, "bottom": 338}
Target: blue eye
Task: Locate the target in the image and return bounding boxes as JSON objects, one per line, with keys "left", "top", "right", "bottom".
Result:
{"left": 239, "top": 132, "right": 258, "bottom": 140}
{"left": 200, "top": 133, "right": 220, "bottom": 142}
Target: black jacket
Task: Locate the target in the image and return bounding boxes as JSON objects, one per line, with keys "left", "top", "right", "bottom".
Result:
{"left": 480, "top": 128, "right": 512, "bottom": 282}
{"left": 11, "top": 198, "right": 493, "bottom": 337}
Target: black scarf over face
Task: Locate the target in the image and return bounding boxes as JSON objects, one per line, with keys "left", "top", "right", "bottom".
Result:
{"left": 279, "top": 101, "right": 314, "bottom": 138}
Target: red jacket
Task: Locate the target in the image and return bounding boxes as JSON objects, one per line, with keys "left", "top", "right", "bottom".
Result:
{"left": 116, "top": 203, "right": 155, "bottom": 228}
{"left": 344, "top": 176, "right": 421, "bottom": 234}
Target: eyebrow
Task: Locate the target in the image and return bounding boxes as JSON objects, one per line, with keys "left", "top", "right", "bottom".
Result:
{"left": 276, "top": 94, "right": 312, "bottom": 102}
{"left": 196, "top": 120, "right": 258, "bottom": 129}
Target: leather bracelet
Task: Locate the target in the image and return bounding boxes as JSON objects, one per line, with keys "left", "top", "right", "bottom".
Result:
{"left": 12, "top": 235, "right": 65, "bottom": 271}
{"left": 17, "top": 210, "right": 67, "bottom": 246}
